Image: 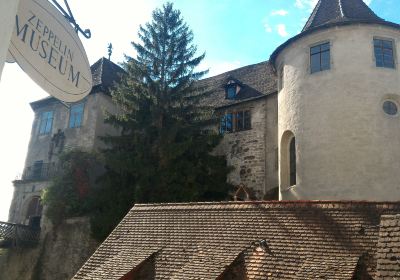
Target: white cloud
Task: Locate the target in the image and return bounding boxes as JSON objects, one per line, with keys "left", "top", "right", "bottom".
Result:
{"left": 295, "top": 0, "right": 318, "bottom": 10}
{"left": 264, "top": 23, "right": 273, "bottom": 33}
{"left": 277, "top": 24, "right": 289, "bottom": 37}
{"left": 363, "top": 0, "right": 372, "bottom": 5}
{"left": 271, "top": 9, "right": 289, "bottom": 16}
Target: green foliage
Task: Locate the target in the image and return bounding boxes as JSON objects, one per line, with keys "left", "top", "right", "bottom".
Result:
{"left": 90, "top": 2, "right": 232, "bottom": 240}
{"left": 42, "top": 150, "right": 98, "bottom": 226}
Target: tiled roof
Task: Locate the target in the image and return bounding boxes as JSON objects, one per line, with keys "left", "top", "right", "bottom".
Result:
{"left": 90, "top": 57, "right": 125, "bottom": 94}
{"left": 73, "top": 201, "right": 400, "bottom": 280}
{"left": 30, "top": 58, "right": 124, "bottom": 109}
{"left": 195, "top": 61, "right": 277, "bottom": 109}
{"left": 302, "top": 0, "right": 384, "bottom": 32}
{"left": 375, "top": 214, "right": 400, "bottom": 279}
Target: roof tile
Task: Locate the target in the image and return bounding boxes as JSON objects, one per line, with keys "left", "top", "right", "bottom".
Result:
{"left": 73, "top": 201, "right": 400, "bottom": 279}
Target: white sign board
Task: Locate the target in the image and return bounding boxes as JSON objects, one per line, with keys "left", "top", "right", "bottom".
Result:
{"left": 6, "top": 51, "right": 16, "bottom": 63}
{"left": 8, "top": 0, "right": 92, "bottom": 102}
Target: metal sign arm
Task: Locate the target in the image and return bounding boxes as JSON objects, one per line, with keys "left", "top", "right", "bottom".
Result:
{"left": 50, "top": 0, "right": 91, "bottom": 39}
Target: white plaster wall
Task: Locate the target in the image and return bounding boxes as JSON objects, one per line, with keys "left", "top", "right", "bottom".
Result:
{"left": 0, "top": 0, "right": 19, "bottom": 79}
{"left": 276, "top": 24, "right": 400, "bottom": 201}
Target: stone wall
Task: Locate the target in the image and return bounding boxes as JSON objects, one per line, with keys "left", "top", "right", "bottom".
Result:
{"left": 214, "top": 94, "right": 278, "bottom": 198}
{"left": 9, "top": 91, "right": 119, "bottom": 226}
{"left": 25, "top": 92, "right": 110, "bottom": 168}
{"left": 0, "top": 217, "right": 98, "bottom": 280}
{"left": 8, "top": 181, "right": 48, "bottom": 225}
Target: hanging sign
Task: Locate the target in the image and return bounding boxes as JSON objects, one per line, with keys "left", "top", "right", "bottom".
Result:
{"left": 8, "top": 0, "right": 92, "bottom": 102}
{"left": 6, "top": 51, "right": 16, "bottom": 63}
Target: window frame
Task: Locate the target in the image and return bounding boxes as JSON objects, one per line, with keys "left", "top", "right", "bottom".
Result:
{"left": 219, "top": 110, "right": 251, "bottom": 134}
{"left": 38, "top": 111, "right": 54, "bottom": 135}
{"left": 289, "top": 137, "right": 296, "bottom": 187}
{"left": 225, "top": 83, "right": 238, "bottom": 100}
{"left": 382, "top": 100, "right": 399, "bottom": 117}
{"left": 309, "top": 41, "right": 331, "bottom": 74}
{"left": 373, "top": 37, "right": 396, "bottom": 69}
{"left": 68, "top": 102, "right": 85, "bottom": 128}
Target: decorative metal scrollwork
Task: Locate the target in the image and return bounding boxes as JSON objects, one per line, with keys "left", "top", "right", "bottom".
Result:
{"left": 51, "top": 0, "right": 91, "bottom": 39}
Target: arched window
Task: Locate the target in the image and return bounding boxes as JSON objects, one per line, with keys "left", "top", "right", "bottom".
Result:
{"left": 280, "top": 131, "right": 297, "bottom": 189}
{"left": 25, "top": 196, "right": 43, "bottom": 228}
{"left": 289, "top": 137, "right": 296, "bottom": 186}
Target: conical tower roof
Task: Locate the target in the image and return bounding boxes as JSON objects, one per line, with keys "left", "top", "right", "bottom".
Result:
{"left": 303, "top": 0, "right": 384, "bottom": 32}
{"left": 270, "top": 0, "right": 400, "bottom": 66}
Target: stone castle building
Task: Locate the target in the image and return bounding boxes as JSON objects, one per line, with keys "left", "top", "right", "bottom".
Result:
{"left": 6, "top": 0, "right": 400, "bottom": 227}
{"left": 2, "top": 0, "right": 400, "bottom": 279}
{"left": 7, "top": 57, "right": 124, "bottom": 226}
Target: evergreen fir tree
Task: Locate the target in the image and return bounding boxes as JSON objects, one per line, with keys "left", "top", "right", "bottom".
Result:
{"left": 90, "top": 2, "right": 232, "bottom": 240}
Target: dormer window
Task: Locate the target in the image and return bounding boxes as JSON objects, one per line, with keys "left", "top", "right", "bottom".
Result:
{"left": 225, "top": 79, "right": 241, "bottom": 100}
{"left": 226, "top": 84, "right": 237, "bottom": 99}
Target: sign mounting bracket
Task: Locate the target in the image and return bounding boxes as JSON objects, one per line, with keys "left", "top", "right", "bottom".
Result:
{"left": 50, "top": 0, "right": 91, "bottom": 39}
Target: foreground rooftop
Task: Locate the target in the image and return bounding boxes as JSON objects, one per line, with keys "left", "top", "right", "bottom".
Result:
{"left": 73, "top": 201, "right": 400, "bottom": 280}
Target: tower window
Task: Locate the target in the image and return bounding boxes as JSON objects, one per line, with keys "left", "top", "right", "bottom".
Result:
{"left": 374, "top": 39, "right": 395, "bottom": 69}
{"left": 310, "top": 42, "right": 330, "bottom": 73}
{"left": 39, "top": 111, "right": 53, "bottom": 135}
{"left": 289, "top": 137, "right": 296, "bottom": 187}
{"left": 69, "top": 103, "right": 85, "bottom": 128}
{"left": 383, "top": 100, "right": 398, "bottom": 116}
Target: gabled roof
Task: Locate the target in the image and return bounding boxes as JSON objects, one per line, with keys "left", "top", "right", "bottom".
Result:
{"left": 195, "top": 61, "right": 277, "bottom": 109}
{"left": 302, "top": 0, "right": 384, "bottom": 32}
{"left": 270, "top": 0, "right": 400, "bottom": 67}
{"left": 73, "top": 201, "right": 400, "bottom": 280}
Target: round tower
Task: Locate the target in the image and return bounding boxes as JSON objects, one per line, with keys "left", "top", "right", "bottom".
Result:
{"left": 271, "top": 0, "right": 400, "bottom": 200}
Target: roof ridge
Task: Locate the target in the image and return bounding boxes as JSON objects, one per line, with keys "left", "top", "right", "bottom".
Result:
{"left": 302, "top": 0, "right": 322, "bottom": 32}
{"left": 133, "top": 200, "right": 400, "bottom": 208}
{"left": 338, "top": 0, "right": 345, "bottom": 18}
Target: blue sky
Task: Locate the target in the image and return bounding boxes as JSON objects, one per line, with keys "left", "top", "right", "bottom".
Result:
{"left": 0, "top": 0, "right": 399, "bottom": 221}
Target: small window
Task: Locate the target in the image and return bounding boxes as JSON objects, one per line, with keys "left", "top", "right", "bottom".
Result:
{"left": 226, "top": 84, "right": 237, "bottom": 99}
{"left": 39, "top": 111, "right": 53, "bottom": 134}
{"left": 220, "top": 113, "right": 233, "bottom": 134}
{"left": 220, "top": 111, "right": 251, "bottom": 134}
{"left": 310, "top": 42, "right": 330, "bottom": 74}
{"left": 383, "top": 100, "right": 398, "bottom": 116}
{"left": 235, "top": 111, "right": 251, "bottom": 131}
{"left": 289, "top": 137, "right": 296, "bottom": 187}
{"left": 69, "top": 103, "right": 84, "bottom": 128}
{"left": 32, "top": 160, "right": 43, "bottom": 180}
{"left": 374, "top": 39, "right": 395, "bottom": 68}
